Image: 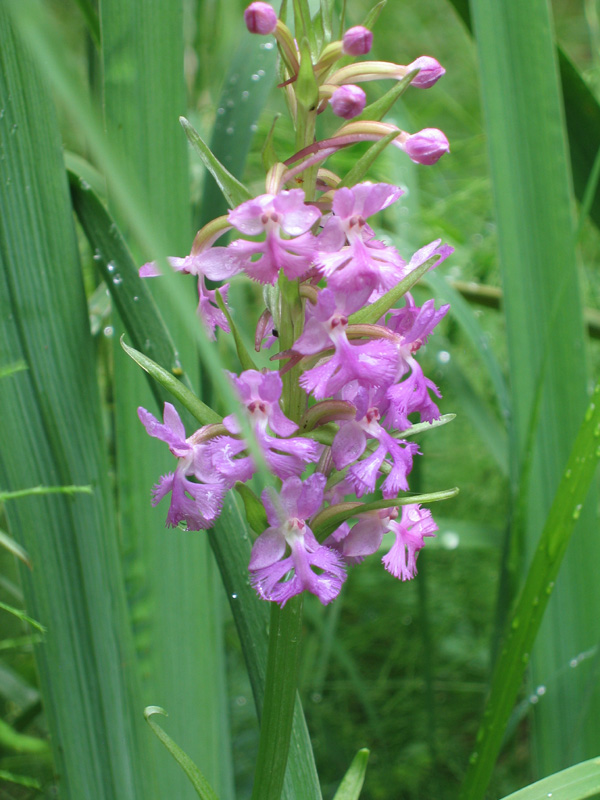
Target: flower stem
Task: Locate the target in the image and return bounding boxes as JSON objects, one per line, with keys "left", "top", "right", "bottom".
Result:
{"left": 250, "top": 595, "right": 304, "bottom": 800}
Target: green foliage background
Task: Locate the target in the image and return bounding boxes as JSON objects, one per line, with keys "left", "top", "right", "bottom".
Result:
{"left": 0, "top": 1, "right": 599, "bottom": 799}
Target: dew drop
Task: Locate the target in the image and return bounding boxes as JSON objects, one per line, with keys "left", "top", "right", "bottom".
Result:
{"left": 79, "top": 178, "right": 91, "bottom": 191}
{"left": 511, "top": 617, "right": 520, "bottom": 630}
{"left": 257, "top": 69, "right": 265, "bottom": 77}
{"left": 311, "top": 692, "right": 322, "bottom": 704}
{"left": 241, "top": 90, "right": 249, "bottom": 100}
{"left": 231, "top": 593, "right": 237, "bottom": 599}
{"left": 469, "top": 752, "right": 478, "bottom": 765}
{"left": 251, "top": 73, "right": 260, "bottom": 81}
{"left": 522, "top": 652, "right": 530, "bottom": 664}
{"left": 437, "top": 350, "right": 451, "bottom": 364}
{"left": 536, "top": 685, "right": 546, "bottom": 696}
{"left": 217, "top": 107, "right": 225, "bottom": 115}
{"left": 11, "top": 123, "right": 18, "bottom": 134}
{"left": 585, "top": 403, "right": 595, "bottom": 422}
{"left": 226, "top": 99, "right": 234, "bottom": 108}
{"left": 263, "top": 41, "right": 274, "bottom": 50}
{"left": 546, "top": 581, "right": 555, "bottom": 595}
{"left": 570, "top": 658, "right": 578, "bottom": 668}
{"left": 226, "top": 126, "right": 234, "bottom": 135}
{"left": 103, "top": 326, "right": 114, "bottom": 338}
{"left": 565, "top": 468, "right": 572, "bottom": 479}
{"left": 229, "top": 73, "right": 239, "bottom": 84}
{"left": 250, "top": 123, "right": 258, "bottom": 132}
{"left": 106, "top": 261, "right": 116, "bottom": 273}
{"left": 594, "top": 423, "right": 600, "bottom": 438}
{"left": 133, "top": 295, "right": 139, "bottom": 302}
{"left": 572, "top": 504, "right": 582, "bottom": 520}
{"left": 112, "top": 274, "right": 123, "bottom": 286}
{"left": 441, "top": 531, "right": 459, "bottom": 549}
{"left": 235, "top": 694, "right": 247, "bottom": 706}
{"left": 530, "top": 694, "right": 539, "bottom": 704}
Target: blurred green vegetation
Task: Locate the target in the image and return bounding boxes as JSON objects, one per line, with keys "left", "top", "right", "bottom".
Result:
{"left": 1, "top": 1, "right": 598, "bottom": 799}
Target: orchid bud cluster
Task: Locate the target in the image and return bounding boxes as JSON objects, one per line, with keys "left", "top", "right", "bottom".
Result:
{"left": 137, "top": 3, "right": 453, "bottom": 607}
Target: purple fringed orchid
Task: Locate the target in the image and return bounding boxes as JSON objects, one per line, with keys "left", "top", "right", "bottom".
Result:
{"left": 293, "top": 288, "right": 398, "bottom": 399}
{"left": 330, "top": 503, "right": 437, "bottom": 580}
{"left": 331, "top": 387, "right": 419, "bottom": 498}
{"left": 194, "top": 190, "right": 321, "bottom": 285}
{"left": 315, "top": 182, "right": 407, "bottom": 295}
{"left": 223, "top": 369, "right": 321, "bottom": 478}
{"left": 249, "top": 473, "right": 347, "bottom": 605}
{"left": 138, "top": 403, "right": 225, "bottom": 530}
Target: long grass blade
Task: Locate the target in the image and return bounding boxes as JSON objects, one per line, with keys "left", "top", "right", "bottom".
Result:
{"left": 0, "top": 7, "right": 153, "bottom": 796}
{"left": 470, "top": 0, "right": 600, "bottom": 776}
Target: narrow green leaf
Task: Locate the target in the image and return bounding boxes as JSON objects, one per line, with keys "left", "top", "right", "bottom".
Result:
{"left": 215, "top": 290, "right": 258, "bottom": 372}
{"left": 261, "top": 114, "right": 282, "bottom": 173}
{"left": 180, "top": 116, "right": 252, "bottom": 209}
{"left": 337, "top": 128, "right": 400, "bottom": 189}
{"left": 120, "top": 339, "right": 221, "bottom": 426}
{"left": 72, "top": 0, "right": 100, "bottom": 48}
{"left": 459, "top": 384, "right": 600, "bottom": 800}
{"left": 354, "top": 71, "right": 416, "bottom": 124}
{"left": 362, "top": 0, "right": 386, "bottom": 29}
{"left": 0, "top": 601, "right": 45, "bottom": 633}
{"left": 234, "top": 483, "right": 268, "bottom": 534}
{"left": 499, "top": 756, "right": 600, "bottom": 800}
{"left": 0, "top": 7, "right": 153, "bottom": 796}
{"left": 0, "top": 361, "right": 27, "bottom": 379}
{"left": 0, "top": 770, "right": 41, "bottom": 790}
{"left": 198, "top": 35, "right": 277, "bottom": 224}
{"left": 332, "top": 749, "right": 370, "bottom": 800}
{"left": 296, "top": 37, "right": 320, "bottom": 110}
{"left": 144, "top": 708, "right": 220, "bottom": 800}
{"left": 0, "top": 529, "right": 31, "bottom": 568}
{"left": 312, "top": 487, "right": 459, "bottom": 541}
{"left": 0, "top": 717, "right": 48, "bottom": 753}
{"left": 349, "top": 256, "right": 439, "bottom": 325}
{"left": 471, "top": 0, "right": 600, "bottom": 776}
{"left": 0, "top": 485, "right": 92, "bottom": 502}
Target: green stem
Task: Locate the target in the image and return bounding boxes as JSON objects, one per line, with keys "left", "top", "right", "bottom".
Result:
{"left": 250, "top": 596, "right": 304, "bottom": 800}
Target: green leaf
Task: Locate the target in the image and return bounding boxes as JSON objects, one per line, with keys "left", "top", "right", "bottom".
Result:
{"left": 215, "top": 290, "right": 258, "bottom": 372}
{"left": 499, "top": 756, "right": 600, "bottom": 800}
{"left": 0, "top": 6, "right": 154, "bottom": 796}
{"left": 338, "top": 128, "right": 400, "bottom": 189}
{"left": 332, "top": 749, "right": 370, "bottom": 800}
{"left": 0, "top": 529, "right": 31, "bottom": 568}
{"left": 180, "top": 116, "right": 252, "bottom": 210}
{"left": 234, "top": 483, "right": 268, "bottom": 535}
{"left": 0, "top": 361, "right": 27, "bottom": 380}
{"left": 0, "top": 600, "right": 45, "bottom": 633}
{"left": 120, "top": 338, "right": 221, "bottom": 426}
{"left": 459, "top": 384, "right": 600, "bottom": 800}
{"left": 362, "top": 0, "right": 387, "bottom": 29}
{"left": 354, "top": 71, "right": 416, "bottom": 124}
{"left": 144, "top": 708, "right": 220, "bottom": 800}
{"left": 296, "top": 37, "right": 320, "bottom": 110}
{"left": 349, "top": 256, "right": 439, "bottom": 325}
{"left": 469, "top": 0, "right": 600, "bottom": 778}
{"left": 312, "top": 487, "right": 459, "bottom": 541}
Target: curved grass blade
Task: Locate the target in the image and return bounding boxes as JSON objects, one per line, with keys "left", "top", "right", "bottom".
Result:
{"left": 120, "top": 339, "right": 221, "bottom": 426}
{"left": 0, "top": 530, "right": 31, "bottom": 568}
{"left": 144, "top": 708, "right": 220, "bottom": 800}
{"left": 181, "top": 117, "right": 252, "bottom": 210}
{"left": 332, "top": 749, "right": 370, "bottom": 800}
{"left": 0, "top": 601, "right": 45, "bottom": 633}
{"left": 215, "top": 290, "right": 258, "bottom": 372}
{"left": 459, "top": 384, "right": 600, "bottom": 800}
{"left": 500, "top": 756, "right": 600, "bottom": 800}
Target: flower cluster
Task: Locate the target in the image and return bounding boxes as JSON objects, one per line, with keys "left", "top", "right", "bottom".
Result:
{"left": 138, "top": 4, "right": 452, "bottom": 606}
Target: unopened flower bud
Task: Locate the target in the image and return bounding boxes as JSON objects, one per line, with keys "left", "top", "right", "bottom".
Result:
{"left": 330, "top": 85, "right": 367, "bottom": 119}
{"left": 403, "top": 128, "right": 449, "bottom": 165}
{"left": 407, "top": 56, "right": 445, "bottom": 88}
{"left": 244, "top": 2, "right": 277, "bottom": 35}
{"left": 342, "top": 26, "right": 373, "bottom": 56}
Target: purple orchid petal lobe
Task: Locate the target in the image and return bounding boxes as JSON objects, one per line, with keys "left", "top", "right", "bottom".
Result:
{"left": 137, "top": 6, "right": 452, "bottom": 605}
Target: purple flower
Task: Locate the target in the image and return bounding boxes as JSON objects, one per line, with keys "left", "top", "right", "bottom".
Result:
{"left": 406, "top": 56, "right": 445, "bottom": 88}
{"left": 224, "top": 369, "right": 321, "bottom": 478}
{"left": 330, "top": 85, "right": 367, "bottom": 119}
{"left": 402, "top": 128, "right": 450, "bottom": 165}
{"left": 342, "top": 25, "right": 373, "bottom": 56}
{"left": 294, "top": 289, "right": 398, "bottom": 399}
{"left": 244, "top": 2, "right": 277, "bottom": 34}
{"left": 138, "top": 403, "right": 225, "bottom": 530}
{"left": 315, "top": 183, "right": 407, "bottom": 294}
{"left": 331, "top": 504, "right": 437, "bottom": 580}
{"left": 195, "top": 191, "right": 321, "bottom": 285}
{"left": 249, "top": 474, "right": 347, "bottom": 605}
{"left": 331, "top": 387, "right": 419, "bottom": 497}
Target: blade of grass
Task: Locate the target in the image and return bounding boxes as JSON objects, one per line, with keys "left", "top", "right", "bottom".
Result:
{"left": 500, "top": 756, "right": 600, "bottom": 800}
{"left": 98, "top": 1, "right": 232, "bottom": 795}
{"left": 470, "top": 0, "right": 600, "bottom": 776}
{"left": 0, "top": 7, "right": 154, "bottom": 796}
